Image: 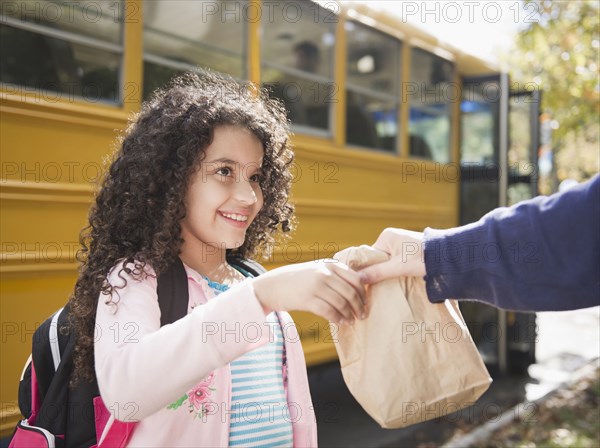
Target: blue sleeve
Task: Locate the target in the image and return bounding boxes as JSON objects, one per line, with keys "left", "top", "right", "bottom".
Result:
{"left": 423, "top": 174, "right": 600, "bottom": 311}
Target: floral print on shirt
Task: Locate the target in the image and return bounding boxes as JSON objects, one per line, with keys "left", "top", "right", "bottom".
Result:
{"left": 167, "top": 372, "right": 215, "bottom": 419}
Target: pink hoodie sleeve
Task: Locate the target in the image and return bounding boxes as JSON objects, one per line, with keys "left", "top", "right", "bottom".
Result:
{"left": 94, "top": 263, "right": 272, "bottom": 422}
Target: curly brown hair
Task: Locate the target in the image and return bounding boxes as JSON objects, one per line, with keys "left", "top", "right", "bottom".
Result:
{"left": 70, "top": 70, "right": 295, "bottom": 383}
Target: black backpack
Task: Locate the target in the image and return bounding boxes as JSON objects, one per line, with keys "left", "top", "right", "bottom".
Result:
{"left": 10, "top": 256, "right": 265, "bottom": 448}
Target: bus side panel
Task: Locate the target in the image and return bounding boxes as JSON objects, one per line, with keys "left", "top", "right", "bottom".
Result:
{"left": 0, "top": 106, "right": 126, "bottom": 435}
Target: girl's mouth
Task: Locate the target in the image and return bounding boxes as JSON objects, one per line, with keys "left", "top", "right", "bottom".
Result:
{"left": 218, "top": 211, "right": 250, "bottom": 228}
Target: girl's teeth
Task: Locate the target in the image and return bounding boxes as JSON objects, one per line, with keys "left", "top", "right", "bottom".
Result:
{"left": 222, "top": 213, "right": 247, "bottom": 222}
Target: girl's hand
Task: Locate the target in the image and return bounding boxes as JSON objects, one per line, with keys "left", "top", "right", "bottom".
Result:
{"left": 252, "top": 260, "right": 367, "bottom": 324}
{"left": 358, "top": 228, "right": 426, "bottom": 284}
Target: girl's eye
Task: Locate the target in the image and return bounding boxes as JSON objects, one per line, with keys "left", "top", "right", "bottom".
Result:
{"left": 216, "top": 167, "right": 233, "bottom": 177}
{"left": 250, "top": 173, "right": 264, "bottom": 183}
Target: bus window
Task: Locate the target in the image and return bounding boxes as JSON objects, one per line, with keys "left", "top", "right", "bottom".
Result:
{"left": 345, "top": 20, "right": 401, "bottom": 152}
{"left": 1, "top": 0, "right": 123, "bottom": 103}
{"left": 143, "top": 0, "right": 246, "bottom": 99}
{"left": 460, "top": 100, "right": 495, "bottom": 165}
{"left": 409, "top": 48, "right": 454, "bottom": 163}
{"left": 261, "top": 0, "right": 335, "bottom": 134}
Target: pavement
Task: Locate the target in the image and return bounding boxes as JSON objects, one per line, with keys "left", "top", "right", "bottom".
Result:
{"left": 311, "top": 306, "right": 600, "bottom": 448}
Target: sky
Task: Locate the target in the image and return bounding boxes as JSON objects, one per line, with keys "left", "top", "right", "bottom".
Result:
{"left": 355, "top": 1, "right": 528, "bottom": 64}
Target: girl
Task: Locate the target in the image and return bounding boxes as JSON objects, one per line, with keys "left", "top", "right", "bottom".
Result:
{"left": 69, "top": 70, "right": 366, "bottom": 447}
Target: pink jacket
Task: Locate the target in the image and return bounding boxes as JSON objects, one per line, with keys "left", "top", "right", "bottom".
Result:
{"left": 94, "top": 262, "right": 318, "bottom": 447}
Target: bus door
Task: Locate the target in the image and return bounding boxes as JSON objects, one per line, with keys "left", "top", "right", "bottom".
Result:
{"left": 459, "top": 74, "right": 541, "bottom": 375}
{"left": 504, "top": 88, "right": 541, "bottom": 373}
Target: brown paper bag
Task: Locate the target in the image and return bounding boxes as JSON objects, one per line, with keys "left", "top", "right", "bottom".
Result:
{"left": 334, "top": 245, "right": 492, "bottom": 429}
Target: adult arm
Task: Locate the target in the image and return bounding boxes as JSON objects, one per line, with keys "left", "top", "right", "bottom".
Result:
{"left": 360, "top": 175, "right": 600, "bottom": 311}
{"left": 424, "top": 174, "right": 599, "bottom": 311}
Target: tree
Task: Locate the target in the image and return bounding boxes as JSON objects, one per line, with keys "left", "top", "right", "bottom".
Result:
{"left": 506, "top": 0, "right": 600, "bottom": 184}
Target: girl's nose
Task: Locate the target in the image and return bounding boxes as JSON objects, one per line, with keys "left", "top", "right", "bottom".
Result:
{"left": 234, "top": 179, "right": 258, "bottom": 205}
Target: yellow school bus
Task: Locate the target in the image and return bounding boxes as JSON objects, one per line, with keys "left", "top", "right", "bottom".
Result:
{"left": 1, "top": 0, "right": 540, "bottom": 435}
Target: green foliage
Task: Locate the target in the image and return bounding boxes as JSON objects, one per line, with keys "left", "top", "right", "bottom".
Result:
{"left": 506, "top": 0, "right": 600, "bottom": 181}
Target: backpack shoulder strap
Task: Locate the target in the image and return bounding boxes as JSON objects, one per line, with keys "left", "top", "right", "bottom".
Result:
{"left": 157, "top": 258, "right": 189, "bottom": 326}
{"left": 34, "top": 327, "right": 76, "bottom": 432}
{"left": 49, "top": 307, "right": 65, "bottom": 371}
{"left": 155, "top": 256, "right": 266, "bottom": 325}
{"left": 227, "top": 255, "right": 267, "bottom": 278}
{"left": 31, "top": 304, "right": 71, "bottom": 404}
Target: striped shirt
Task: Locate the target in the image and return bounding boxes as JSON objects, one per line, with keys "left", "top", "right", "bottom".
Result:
{"left": 209, "top": 282, "right": 293, "bottom": 447}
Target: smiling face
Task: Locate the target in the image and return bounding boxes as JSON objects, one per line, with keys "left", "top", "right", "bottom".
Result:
{"left": 180, "top": 125, "right": 265, "bottom": 257}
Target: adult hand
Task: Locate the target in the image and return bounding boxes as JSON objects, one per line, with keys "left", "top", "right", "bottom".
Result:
{"left": 359, "top": 228, "right": 426, "bottom": 284}
{"left": 253, "top": 260, "right": 367, "bottom": 324}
